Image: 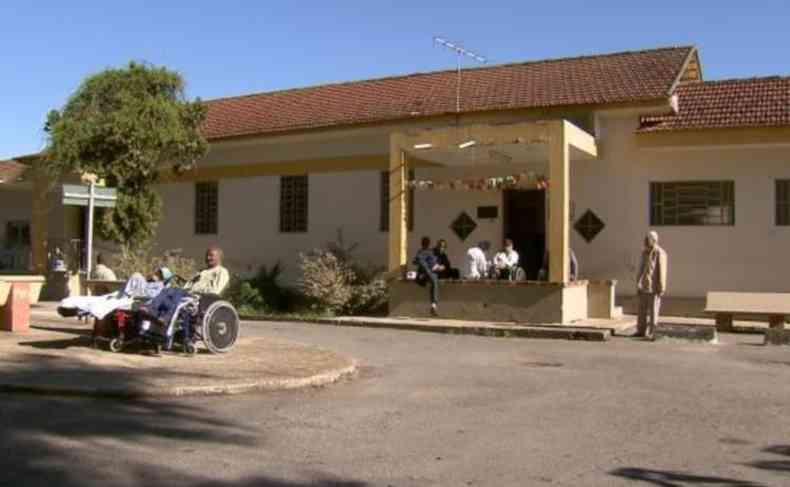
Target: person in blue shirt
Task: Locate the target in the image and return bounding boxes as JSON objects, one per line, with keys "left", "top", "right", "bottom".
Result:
{"left": 413, "top": 236, "right": 443, "bottom": 316}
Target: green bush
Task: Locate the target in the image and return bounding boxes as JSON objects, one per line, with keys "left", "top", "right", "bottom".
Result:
{"left": 223, "top": 276, "right": 266, "bottom": 314}
{"left": 111, "top": 247, "right": 199, "bottom": 281}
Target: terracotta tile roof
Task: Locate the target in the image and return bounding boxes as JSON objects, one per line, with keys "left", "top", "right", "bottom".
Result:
{"left": 639, "top": 76, "right": 790, "bottom": 132}
{"left": 203, "top": 46, "right": 695, "bottom": 140}
{"left": 0, "top": 159, "right": 28, "bottom": 183}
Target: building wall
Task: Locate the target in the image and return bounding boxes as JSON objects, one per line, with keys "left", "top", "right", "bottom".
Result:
{"left": 0, "top": 189, "right": 32, "bottom": 245}
{"left": 571, "top": 113, "right": 790, "bottom": 297}
{"left": 151, "top": 111, "right": 790, "bottom": 298}
{"left": 155, "top": 170, "right": 388, "bottom": 282}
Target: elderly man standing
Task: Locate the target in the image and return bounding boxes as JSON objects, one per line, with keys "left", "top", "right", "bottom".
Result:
{"left": 636, "top": 231, "right": 668, "bottom": 340}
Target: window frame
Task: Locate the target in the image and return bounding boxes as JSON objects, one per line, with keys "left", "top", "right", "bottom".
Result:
{"left": 649, "top": 180, "right": 735, "bottom": 227}
{"left": 280, "top": 174, "right": 309, "bottom": 233}
{"left": 380, "top": 170, "right": 414, "bottom": 232}
{"left": 194, "top": 181, "right": 219, "bottom": 235}
{"left": 776, "top": 180, "right": 790, "bottom": 226}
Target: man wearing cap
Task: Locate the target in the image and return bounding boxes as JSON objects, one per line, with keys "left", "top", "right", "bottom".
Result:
{"left": 636, "top": 231, "right": 668, "bottom": 340}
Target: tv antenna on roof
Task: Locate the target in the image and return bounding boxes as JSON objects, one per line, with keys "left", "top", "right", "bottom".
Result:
{"left": 433, "top": 36, "right": 488, "bottom": 113}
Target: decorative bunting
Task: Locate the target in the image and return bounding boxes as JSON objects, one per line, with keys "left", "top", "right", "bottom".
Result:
{"left": 407, "top": 173, "right": 549, "bottom": 191}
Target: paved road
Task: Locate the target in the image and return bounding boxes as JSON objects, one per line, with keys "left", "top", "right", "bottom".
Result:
{"left": 2, "top": 321, "right": 789, "bottom": 486}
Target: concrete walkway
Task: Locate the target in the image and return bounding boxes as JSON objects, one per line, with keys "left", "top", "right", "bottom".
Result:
{"left": 0, "top": 314, "right": 356, "bottom": 397}
{"left": 321, "top": 315, "right": 639, "bottom": 341}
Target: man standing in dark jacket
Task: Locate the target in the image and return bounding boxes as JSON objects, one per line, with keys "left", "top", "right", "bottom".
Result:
{"left": 414, "top": 236, "right": 443, "bottom": 316}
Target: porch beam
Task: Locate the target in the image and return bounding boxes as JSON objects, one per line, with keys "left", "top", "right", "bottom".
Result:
{"left": 388, "top": 133, "right": 408, "bottom": 275}
{"left": 565, "top": 122, "right": 598, "bottom": 158}
{"left": 548, "top": 120, "right": 570, "bottom": 283}
{"left": 400, "top": 121, "right": 553, "bottom": 151}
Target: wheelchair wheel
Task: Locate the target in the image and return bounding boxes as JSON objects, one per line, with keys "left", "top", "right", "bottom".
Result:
{"left": 200, "top": 300, "right": 240, "bottom": 354}
{"left": 184, "top": 341, "right": 198, "bottom": 357}
{"left": 108, "top": 338, "right": 123, "bottom": 353}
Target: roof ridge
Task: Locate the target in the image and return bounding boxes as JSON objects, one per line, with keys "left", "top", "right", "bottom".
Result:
{"left": 204, "top": 45, "right": 695, "bottom": 104}
{"left": 685, "top": 75, "right": 790, "bottom": 86}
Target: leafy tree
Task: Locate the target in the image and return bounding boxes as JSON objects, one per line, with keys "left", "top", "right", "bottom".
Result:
{"left": 44, "top": 61, "right": 208, "bottom": 251}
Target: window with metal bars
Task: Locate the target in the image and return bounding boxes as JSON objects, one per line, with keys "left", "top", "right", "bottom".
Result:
{"left": 650, "top": 181, "right": 734, "bottom": 226}
{"left": 194, "top": 182, "right": 218, "bottom": 235}
{"left": 380, "top": 170, "right": 414, "bottom": 232}
{"left": 280, "top": 175, "right": 308, "bottom": 233}
{"left": 776, "top": 180, "right": 790, "bottom": 226}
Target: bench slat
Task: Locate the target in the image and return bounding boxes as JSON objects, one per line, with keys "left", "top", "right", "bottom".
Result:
{"left": 705, "top": 292, "right": 790, "bottom": 315}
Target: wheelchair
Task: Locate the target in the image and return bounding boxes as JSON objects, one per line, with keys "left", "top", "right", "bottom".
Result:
{"left": 84, "top": 279, "right": 240, "bottom": 356}
{"left": 136, "top": 291, "right": 240, "bottom": 355}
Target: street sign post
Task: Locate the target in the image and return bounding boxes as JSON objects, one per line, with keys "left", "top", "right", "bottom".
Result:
{"left": 61, "top": 183, "right": 117, "bottom": 277}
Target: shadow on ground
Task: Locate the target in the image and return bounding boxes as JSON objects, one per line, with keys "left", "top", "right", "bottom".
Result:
{"left": 611, "top": 444, "right": 790, "bottom": 486}
{"left": 0, "top": 357, "right": 366, "bottom": 486}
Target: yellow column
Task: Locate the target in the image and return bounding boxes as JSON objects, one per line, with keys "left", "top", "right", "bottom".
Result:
{"left": 388, "top": 133, "right": 408, "bottom": 275}
{"left": 30, "top": 164, "right": 50, "bottom": 274}
{"left": 548, "top": 120, "right": 570, "bottom": 283}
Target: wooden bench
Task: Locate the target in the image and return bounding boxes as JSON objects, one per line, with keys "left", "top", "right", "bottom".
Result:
{"left": 705, "top": 292, "right": 790, "bottom": 332}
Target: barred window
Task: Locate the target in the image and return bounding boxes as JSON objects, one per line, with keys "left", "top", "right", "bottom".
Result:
{"left": 280, "top": 175, "right": 308, "bottom": 233}
{"left": 5, "top": 220, "right": 30, "bottom": 246}
{"left": 650, "top": 181, "right": 734, "bottom": 226}
{"left": 380, "top": 170, "right": 414, "bottom": 232}
{"left": 777, "top": 180, "right": 790, "bottom": 226}
{"left": 194, "top": 182, "right": 218, "bottom": 235}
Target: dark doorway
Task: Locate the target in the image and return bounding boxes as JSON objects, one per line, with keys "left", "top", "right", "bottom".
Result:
{"left": 503, "top": 190, "right": 546, "bottom": 280}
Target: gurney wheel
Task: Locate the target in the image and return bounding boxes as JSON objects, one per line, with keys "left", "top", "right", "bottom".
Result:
{"left": 109, "top": 338, "right": 123, "bottom": 353}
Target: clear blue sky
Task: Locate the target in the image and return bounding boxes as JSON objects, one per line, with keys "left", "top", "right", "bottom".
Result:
{"left": 2, "top": 1, "right": 789, "bottom": 159}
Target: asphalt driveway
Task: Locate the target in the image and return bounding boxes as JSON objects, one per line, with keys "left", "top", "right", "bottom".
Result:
{"left": 1, "top": 318, "right": 788, "bottom": 486}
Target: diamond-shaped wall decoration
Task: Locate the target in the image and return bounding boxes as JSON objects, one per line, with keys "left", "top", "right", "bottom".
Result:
{"left": 574, "top": 209, "right": 605, "bottom": 243}
{"left": 450, "top": 212, "right": 477, "bottom": 241}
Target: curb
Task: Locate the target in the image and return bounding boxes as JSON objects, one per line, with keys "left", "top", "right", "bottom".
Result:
{"left": 0, "top": 361, "right": 358, "bottom": 399}
{"left": 243, "top": 315, "right": 611, "bottom": 342}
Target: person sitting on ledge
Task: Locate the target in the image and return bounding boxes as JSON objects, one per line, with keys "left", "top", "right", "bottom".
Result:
{"left": 465, "top": 240, "right": 491, "bottom": 279}
{"left": 493, "top": 239, "right": 520, "bottom": 280}
{"left": 433, "top": 238, "right": 460, "bottom": 280}
{"left": 92, "top": 253, "right": 118, "bottom": 281}
{"left": 413, "top": 236, "right": 442, "bottom": 316}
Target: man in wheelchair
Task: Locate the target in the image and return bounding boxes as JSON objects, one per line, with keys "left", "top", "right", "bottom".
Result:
{"left": 142, "top": 246, "right": 230, "bottom": 332}
{"left": 59, "top": 245, "right": 238, "bottom": 355}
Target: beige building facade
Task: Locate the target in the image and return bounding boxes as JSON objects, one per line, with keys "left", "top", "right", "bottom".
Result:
{"left": 4, "top": 45, "right": 790, "bottom": 306}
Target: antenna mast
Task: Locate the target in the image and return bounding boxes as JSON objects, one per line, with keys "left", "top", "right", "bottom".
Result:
{"left": 433, "top": 36, "right": 487, "bottom": 113}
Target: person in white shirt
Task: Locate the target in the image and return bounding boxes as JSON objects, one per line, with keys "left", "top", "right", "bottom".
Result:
{"left": 493, "top": 239, "right": 520, "bottom": 280}
{"left": 465, "top": 241, "right": 491, "bottom": 279}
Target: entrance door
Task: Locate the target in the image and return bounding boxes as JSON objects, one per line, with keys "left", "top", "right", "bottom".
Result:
{"left": 503, "top": 190, "right": 545, "bottom": 280}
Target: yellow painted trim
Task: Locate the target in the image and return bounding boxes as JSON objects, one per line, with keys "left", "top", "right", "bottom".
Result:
{"left": 548, "top": 120, "right": 570, "bottom": 283}
{"left": 160, "top": 155, "right": 441, "bottom": 183}
{"left": 388, "top": 133, "right": 408, "bottom": 274}
{"left": 636, "top": 126, "right": 790, "bottom": 148}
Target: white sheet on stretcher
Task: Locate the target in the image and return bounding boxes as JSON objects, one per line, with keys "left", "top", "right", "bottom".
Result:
{"left": 60, "top": 293, "right": 134, "bottom": 320}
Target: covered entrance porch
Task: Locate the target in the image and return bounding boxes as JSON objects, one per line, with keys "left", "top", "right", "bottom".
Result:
{"left": 387, "top": 120, "right": 617, "bottom": 324}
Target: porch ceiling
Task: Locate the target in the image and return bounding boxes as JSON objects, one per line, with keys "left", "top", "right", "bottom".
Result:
{"left": 401, "top": 120, "right": 597, "bottom": 169}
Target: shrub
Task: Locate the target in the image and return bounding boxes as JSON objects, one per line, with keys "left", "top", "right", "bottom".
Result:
{"left": 298, "top": 229, "right": 389, "bottom": 315}
{"left": 298, "top": 250, "right": 354, "bottom": 314}
{"left": 224, "top": 276, "right": 266, "bottom": 314}
{"left": 111, "top": 247, "right": 199, "bottom": 281}
{"left": 249, "top": 262, "right": 294, "bottom": 311}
